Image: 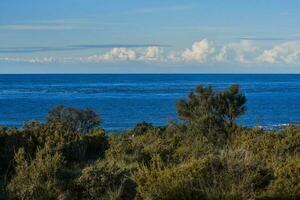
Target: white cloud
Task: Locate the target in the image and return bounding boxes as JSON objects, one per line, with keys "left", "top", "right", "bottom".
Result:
{"left": 215, "top": 46, "right": 228, "bottom": 62}
{"left": 79, "top": 46, "right": 164, "bottom": 63}
{"left": 0, "top": 57, "right": 55, "bottom": 63}
{"left": 167, "top": 52, "right": 181, "bottom": 63}
{"left": 215, "top": 40, "right": 258, "bottom": 64}
{"left": 181, "top": 39, "right": 214, "bottom": 63}
{"left": 257, "top": 49, "right": 278, "bottom": 64}
{"left": 257, "top": 42, "right": 300, "bottom": 64}
{"left": 82, "top": 48, "right": 137, "bottom": 63}
{"left": 102, "top": 48, "right": 137, "bottom": 61}
{"left": 140, "top": 47, "right": 162, "bottom": 61}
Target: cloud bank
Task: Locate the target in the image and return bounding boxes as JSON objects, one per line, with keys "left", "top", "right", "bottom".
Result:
{"left": 258, "top": 42, "right": 300, "bottom": 64}
{"left": 2, "top": 39, "right": 300, "bottom": 66}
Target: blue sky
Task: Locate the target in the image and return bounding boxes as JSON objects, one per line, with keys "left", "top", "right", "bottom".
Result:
{"left": 1, "top": 0, "right": 300, "bottom": 73}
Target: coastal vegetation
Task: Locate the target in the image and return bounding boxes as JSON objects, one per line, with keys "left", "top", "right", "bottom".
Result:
{"left": 0, "top": 84, "right": 299, "bottom": 200}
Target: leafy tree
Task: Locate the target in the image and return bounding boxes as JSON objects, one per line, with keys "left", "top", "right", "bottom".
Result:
{"left": 217, "top": 84, "right": 247, "bottom": 127}
{"left": 176, "top": 84, "right": 246, "bottom": 141}
{"left": 177, "top": 85, "right": 215, "bottom": 122}
{"left": 46, "top": 105, "right": 101, "bottom": 135}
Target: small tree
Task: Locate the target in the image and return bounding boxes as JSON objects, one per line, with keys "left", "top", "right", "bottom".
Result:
{"left": 217, "top": 84, "right": 246, "bottom": 128}
{"left": 46, "top": 105, "right": 101, "bottom": 135}
{"left": 176, "top": 84, "right": 246, "bottom": 141}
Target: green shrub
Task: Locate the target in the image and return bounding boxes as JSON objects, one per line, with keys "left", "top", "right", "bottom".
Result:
{"left": 262, "top": 158, "right": 300, "bottom": 199}
{"left": 219, "top": 147, "right": 274, "bottom": 200}
{"left": 133, "top": 157, "right": 225, "bottom": 200}
{"left": 82, "top": 128, "right": 108, "bottom": 160}
{"left": 59, "top": 128, "right": 108, "bottom": 162}
{"left": 76, "top": 160, "right": 135, "bottom": 200}
{"left": 46, "top": 105, "right": 101, "bottom": 135}
{"left": 7, "top": 145, "right": 63, "bottom": 200}
{"left": 130, "top": 121, "right": 155, "bottom": 136}
{"left": 133, "top": 149, "right": 275, "bottom": 200}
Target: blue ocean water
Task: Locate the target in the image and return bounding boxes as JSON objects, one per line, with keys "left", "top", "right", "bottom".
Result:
{"left": 0, "top": 74, "right": 300, "bottom": 131}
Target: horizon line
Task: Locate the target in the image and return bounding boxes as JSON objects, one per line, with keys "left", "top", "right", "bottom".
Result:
{"left": 1, "top": 73, "right": 300, "bottom": 75}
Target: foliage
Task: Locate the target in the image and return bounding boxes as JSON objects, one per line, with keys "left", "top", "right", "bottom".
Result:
{"left": 177, "top": 84, "right": 246, "bottom": 143}
{"left": 0, "top": 127, "right": 24, "bottom": 175}
{"left": 0, "top": 84, "right": 299, "bottom": 200}
{"left": 47, "top": 105, "right": 101, "bottom": 135}
{"left": 75, "top": 160, "right": 135, "bottom": 200}
{"left": 132, "top": 157, "right": 220, "bottom": 200}
{"left": 7, "top": 145, "right": 63, "bottom": 200}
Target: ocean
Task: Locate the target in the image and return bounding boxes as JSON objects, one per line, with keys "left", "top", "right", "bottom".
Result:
{"left": 0, "top": 74, "right": 300, "bottom": 131}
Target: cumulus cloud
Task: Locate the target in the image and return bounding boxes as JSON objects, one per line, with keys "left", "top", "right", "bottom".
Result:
{"left": 82, "top": 48, "right": 137, "bottom": 63}
{"left": 171, "top": 39, "right": 257, "bottom": 65}
{"left": 257, "top": 49, "right": 278, "bottom": 64}
{"left": 215, "top": 46, "right": 228, "bottom": 62}
{"left": 167, "top": 52, "right": 181, "bottom": 63}
{"left": 215, "top": 40, "right": 258, "bottom": 64}
{"left": 107, "top": 48, "right": 137, "bottom": 61}
{"left": 181, "top": 39, "right": 214, "bottom": 63}
{"left": 79, "top": 46, "right": 163, "bottom": 63}
{"left": 141, "top": 47, "right": 162, "bottom": 61}
{"left": 257, "top": 42, "right": 300, "bottom": 64}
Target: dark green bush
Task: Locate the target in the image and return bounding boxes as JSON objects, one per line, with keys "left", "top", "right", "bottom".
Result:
{"left": 0, "top": 127, "right": 24, "bottom": 175}
{"left": 177, "top": 84, "right": 246, "bottom": 144}
{"left": 47, "top": 105, "right": 101, "bottom": 135}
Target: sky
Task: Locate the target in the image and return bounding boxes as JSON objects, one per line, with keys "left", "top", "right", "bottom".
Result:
{"left": 1, "top": 0, "right": 300, "bottom": 73}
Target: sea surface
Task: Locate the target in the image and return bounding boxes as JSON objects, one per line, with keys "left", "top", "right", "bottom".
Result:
{"left": 0, "top": 74, "right": 300, "bottom": 131}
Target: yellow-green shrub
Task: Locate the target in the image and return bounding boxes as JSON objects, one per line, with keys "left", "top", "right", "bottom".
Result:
{"left": 7, "top": 145, "right": 63, "bottom": 200}
{"left": 76, "top": 160, "right": 135, "bottom": 200}
{"left": 132, "top": 157, "right": 225, "bottom": 200}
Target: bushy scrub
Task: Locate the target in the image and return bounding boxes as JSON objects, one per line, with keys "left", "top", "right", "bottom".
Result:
{"left": 133, "top": 156, "right": 227, "bottom": 200}
{"left": 7, "top": 145, "right": 63, "bottom": 200}
{"left": 0, "top": 84, "right": 299, "bottom": 200}
{"left": 76, "top": 160, "right": 135, "bottom": 200}
{"left": 82, "top": 128, "right": 108, "bottom": 160}
{"left": 133, "top": 151, "right": 275, "bottom": 200}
